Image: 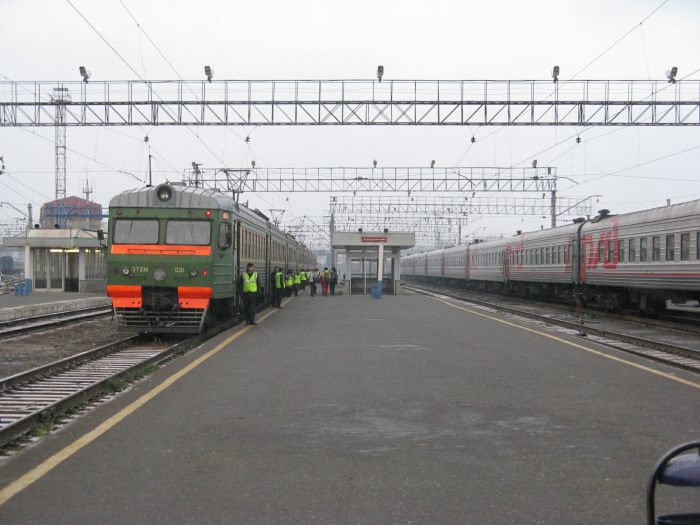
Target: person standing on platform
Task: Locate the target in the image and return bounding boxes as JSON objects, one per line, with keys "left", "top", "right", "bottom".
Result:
{"left": 300, "top": 269, "right": 307, "bottom": 293}
{"left": 309, "top": 268, "right": 317, "bottom": 297}
{"left": 330, "top": 267, "right": 338, "bottom": 295}
{"left": 293, "top": 270, "right": 301, "bottom": 296}
{"left": 238, "top": 262, "right": 260, "bottom": 325}
{"left": 271, "top": 266, "right": 285, "bottom": 308}
{"left": 285, "top": 270, "right": 294, "bottom": 298}
{"left": 321, "top": 267, "right": 330, "bottom": 297}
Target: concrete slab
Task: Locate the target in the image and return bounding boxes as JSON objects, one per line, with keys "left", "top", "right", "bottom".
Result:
{"left": 0, "top": 293, "right": 698, "bottom": 523}
{"left": 0, "top": 293, "right": 110, "bottom": 322}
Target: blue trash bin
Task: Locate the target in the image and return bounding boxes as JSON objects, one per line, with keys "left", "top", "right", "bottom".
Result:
{"left": 14, "top": 283, "right": 22, "bottom": 296}
{"left": 371, "top": 287, "right": 381, "bottom": 299}
{"left": 23, "top": 279, "right": 31, "bottom": 295}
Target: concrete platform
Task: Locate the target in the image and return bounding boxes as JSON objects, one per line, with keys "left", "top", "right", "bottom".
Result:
{"left": 0, "top": 292, "right": 699, "bottom": 523}
{"left": 0, "top": 293, "right": 110, "bottom": 323}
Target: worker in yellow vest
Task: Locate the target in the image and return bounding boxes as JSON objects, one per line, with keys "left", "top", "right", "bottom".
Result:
{"left": 238, "top": 262, "right": 261, "bottom": 325}
{"left": 300, "top": 269, "right": 307, "bottom": 294}
{"left": 285, "top": 270, "right": 294, "bottom": 298}
{"left": 293, "top": 271, "right": 301, "bottom": 296}
{"left": 271, "top": 266, "right": 285, "bottom": 308}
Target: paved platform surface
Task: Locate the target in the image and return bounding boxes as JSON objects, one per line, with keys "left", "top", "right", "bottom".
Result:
{"left": 0, "top": 292, "right": 699, "bottom": 523}
{"left": 0, "top": 293, "right": 110, "bottom": 322}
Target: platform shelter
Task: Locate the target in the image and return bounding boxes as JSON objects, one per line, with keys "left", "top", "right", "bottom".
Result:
{"left": 2, "top": 228, "right": 106, "bottom": 293}
{"left": 331, "top": 231, "right": 415, "bottom": 295}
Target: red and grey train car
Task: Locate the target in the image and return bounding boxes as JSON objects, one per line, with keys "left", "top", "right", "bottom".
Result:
{"left": 402, "top": 199, "right": 700, "bottom": 312}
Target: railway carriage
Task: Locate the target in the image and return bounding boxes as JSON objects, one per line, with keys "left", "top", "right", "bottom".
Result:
{"left": 106, "top": 184, "right": 314, "bottom": 333}
{"left": 403, "top": 199, "right": 700, "bottom": 313}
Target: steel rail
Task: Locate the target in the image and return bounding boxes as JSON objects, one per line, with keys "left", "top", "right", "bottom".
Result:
{"left": 0, "top": 306, "right": 112, "bottom": 338}
{"left": 0, "top": 318, "right": 231, "bottom": 447}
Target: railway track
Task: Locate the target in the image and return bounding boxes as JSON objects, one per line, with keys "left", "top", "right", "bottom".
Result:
{"left": 0, "top": 305, "right": 113, "bottom": 338}
{"left": 0, "top": 325, "right": 220, "bottom": 448}
{"left": 405, "top": 283, "right": 700, "bottom": 375}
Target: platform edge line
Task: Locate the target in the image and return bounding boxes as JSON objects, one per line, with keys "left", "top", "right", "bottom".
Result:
{"left": 431, "top": 296, "right": 700, "bottom": 391}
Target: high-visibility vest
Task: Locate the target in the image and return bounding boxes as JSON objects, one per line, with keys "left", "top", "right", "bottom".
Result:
{"left": 286, "top": 275, "right": 293, "bottom": 286}
{"left": 300, "top": 271, "right": 307, "bottom": 282}
{"left": 294, "top": 274, "right": 301, "bottom": 285}
{"left": 242, "top": 272, "right": 258, "bottom": 293}
{"left": 275, "top": 272, "right": 283, "bottom": 289}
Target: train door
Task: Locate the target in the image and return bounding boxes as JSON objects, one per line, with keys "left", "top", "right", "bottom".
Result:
{"left": 234, "top": 222, "right": 242, "bottom": 306}
{"left": 503, "top": 249, "right": 509, "bottom": 284}
{"left": 265, "top": 234, "right": 271, "bottom": 300}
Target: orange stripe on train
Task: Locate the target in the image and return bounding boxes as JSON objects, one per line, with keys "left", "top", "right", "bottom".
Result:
{"left": 111, "top": 244, "right": 212, "bottom": 256}
{"left": 178, "top": 286, "right": 213, "bottom": 309}
{"left": 107, "top": 284, "right": 142, "bottom": 308}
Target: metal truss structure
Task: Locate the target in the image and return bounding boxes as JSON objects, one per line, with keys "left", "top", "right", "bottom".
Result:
{"left": 2, "top": 79, "right": 699, "bottom": 126}
{"left": 328, "top": 195, "right": 595, "bottom": 217}
{"left": 0, "top": 220, "right": 28, "bottom": 237}
{"left": 183, "top": 166, "right": 557, "bottom": 194}
{"left": 282, "top": 215, "right": 330, "bottom": 250}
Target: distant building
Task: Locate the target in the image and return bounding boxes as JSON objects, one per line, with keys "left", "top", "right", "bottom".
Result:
{"left": 40, "top": 196, "right": 104, "bottom": 230}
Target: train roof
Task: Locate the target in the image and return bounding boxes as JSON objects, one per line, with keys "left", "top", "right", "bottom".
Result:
{"left": 583, "top": 198, "right": 700, "bottom": 230}
{"left": 109, "top": 184, "right": 235, "bottom": 211}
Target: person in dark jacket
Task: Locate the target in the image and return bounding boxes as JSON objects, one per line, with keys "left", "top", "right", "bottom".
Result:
{"left": 330, "top": 267, "right": 338, "bottom": 295}
{"left": 238, "top": 262, "right": 261, "bottom": 325}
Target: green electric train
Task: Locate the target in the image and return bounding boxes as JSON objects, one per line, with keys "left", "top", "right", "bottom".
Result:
{"left": 106, "top": 183, "right": 315, "bottom": 333}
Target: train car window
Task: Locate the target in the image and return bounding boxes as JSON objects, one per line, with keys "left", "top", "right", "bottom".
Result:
{"left": 640, "top": 238, "right": 648, "bottom": 262}
{"left": 680, "top": 233, "right": 690, "bottom": 261}
{"left": 539, "top": 248, "right": 543, "bottom": 265}
{"left": 608, "top": 239, "right": 614, "bottom": 263}
{"left": 113, "top": 219, "right": 159, "bottom": 244}
{"left": 652, "top": 236, "right": 660, "bottom": 261}
{"left": 666, "top": 235, "right": 675, "bottom": 262}
{"left": 218, "top": 223, "right": 232, "bottom": 249}
{"left": 598, "top": 240, "right": 605, "bottom": 263}
{"left": 629, "top": 238, "right": 636, "bottom": 262}
{"left": 697, "top": 232, "right": 700, "bottom": 260}
{"left": 618, "top": 240, "right": 624, "bottom": 263}
{"left": 166, "top": 220, "right": 211, "bottom": 245}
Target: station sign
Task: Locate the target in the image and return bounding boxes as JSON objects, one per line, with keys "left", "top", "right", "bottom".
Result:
{"left": 361, "top": 236, "right": 388, "bottom": 243}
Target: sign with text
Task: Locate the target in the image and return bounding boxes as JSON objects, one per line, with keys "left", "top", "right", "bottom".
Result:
{"left": 361, "top": 236, "right": 388, "bottom": 243}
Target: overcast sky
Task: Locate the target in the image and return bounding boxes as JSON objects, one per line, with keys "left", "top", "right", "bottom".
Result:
{"left": 1, "top": 0, "right": 700, "bottom": 245}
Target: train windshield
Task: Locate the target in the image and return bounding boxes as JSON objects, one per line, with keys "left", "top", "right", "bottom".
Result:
{"left": 166, "top": 220, "right": 211, "bottom": 245}
{"left": 113, "top": 219, "right": 159, "bottom": 244}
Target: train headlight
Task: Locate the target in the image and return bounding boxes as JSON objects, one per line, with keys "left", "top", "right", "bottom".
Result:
{"left": 153, "top": 268, "right": 167, "bottom": 282}
{"left": 189, "top": 269, "right": 198, "bottom": 277}
{"left": 121, "top": 267, "right": 130, "bottom": 276}
{"left": 156, "top": 184, "right": 172, "bottom": 202}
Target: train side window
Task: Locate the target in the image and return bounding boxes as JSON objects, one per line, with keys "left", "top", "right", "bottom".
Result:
{"left": 681, "top": 233, "right": 690, "bottom": 261}
{"left": 640, "top": 238, "right": 648, "bottom": 262}
{"left": 629, "top": 238, "right": 636, "bottom": 262}
{"left": 697, "top": 232, "right": 700, "bottom": 260}
{"left": 666, "top": 235, "right": 675, "bottom": 262}
{"left": 218, "top": 223, "right": 232, "bottom": 249}
{"left": 652, "top": 236, "right": 660, "bottom": 261}
{"left": 598, "top": 240, "right": 605, "bottom": 263}
{"left": 608, "top": 239, "right": 614, "bottom": 263}
{"left": 618, "top": 240, "right": 624, "bottom": 263}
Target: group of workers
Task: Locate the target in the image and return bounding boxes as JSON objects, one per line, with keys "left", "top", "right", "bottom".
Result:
{"left": 237, "top": 263, "right": 339, "bottom": 325}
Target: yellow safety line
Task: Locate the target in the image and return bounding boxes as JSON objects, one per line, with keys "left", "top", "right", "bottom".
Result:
{"left": 0, "top": 301, "right": 286, "bottom": 507}
{"left": 429, "top": 295, "right": 700, "bottom": 391}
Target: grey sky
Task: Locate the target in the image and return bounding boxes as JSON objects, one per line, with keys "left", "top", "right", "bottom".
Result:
{"left": 1, "top": 0, "right": 699, "bottom": 243}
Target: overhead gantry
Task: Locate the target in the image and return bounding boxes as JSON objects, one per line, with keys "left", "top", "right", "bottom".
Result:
{"left": 2, "top": 79, "right": 699, "bottom": 126}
